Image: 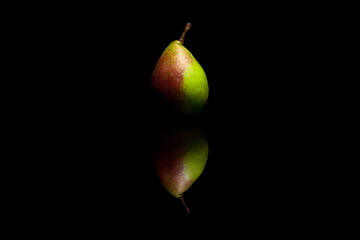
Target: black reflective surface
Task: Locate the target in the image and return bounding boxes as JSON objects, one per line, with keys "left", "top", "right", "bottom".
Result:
{"left": 20, "top": 4, "right": 327, "bottom": 235}
{"left": 42, "top": 113, "right": 313, "bottom": 224}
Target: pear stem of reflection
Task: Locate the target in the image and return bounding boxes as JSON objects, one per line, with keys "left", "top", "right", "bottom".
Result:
{"left": 179, "top": 194, "right": 191, "bottom": 214}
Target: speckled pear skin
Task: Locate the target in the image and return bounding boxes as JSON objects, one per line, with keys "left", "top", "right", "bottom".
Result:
{"left": 152, "top": 128, "right": 208, "bottom": 198}
{"left": 151, "top": 28, "right": 209, "bottom": 115}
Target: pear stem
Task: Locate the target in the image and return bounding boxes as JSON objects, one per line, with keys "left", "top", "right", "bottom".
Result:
{"left": 179, "top": 194, "right": 191, "bottom": 214}
{"left": 179, "top": 23, "right": 192, "bottom": 44}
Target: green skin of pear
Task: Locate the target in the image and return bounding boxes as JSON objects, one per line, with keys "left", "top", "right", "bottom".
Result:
{"left": 151, "top": 40, "right": 209, "bottom": 115}
{"left": 153, "top": 128, "right": 208, "bottom": 198}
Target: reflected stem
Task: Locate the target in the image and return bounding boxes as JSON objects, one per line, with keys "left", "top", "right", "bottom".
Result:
{"left": 179, "top": 194, "right": 191, "bottom": 214}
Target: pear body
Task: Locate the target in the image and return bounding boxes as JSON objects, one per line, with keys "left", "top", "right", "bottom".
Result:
{"left": 152, "top": 128, "right": 208, "bottom": 198}
{"left": 151, "top": 40, "right": 209, "bottom": 115}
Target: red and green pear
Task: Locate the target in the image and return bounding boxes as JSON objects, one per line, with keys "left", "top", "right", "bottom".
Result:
{"left": 152, "top": 128, "right": 208, "bottom": 209}
{"left": 151, "top": 23, "right": 209, "bottom": 115}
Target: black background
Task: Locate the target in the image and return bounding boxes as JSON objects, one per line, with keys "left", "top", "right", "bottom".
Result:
{"left": 14, "top": 2, "right": 333, "bottom": 235}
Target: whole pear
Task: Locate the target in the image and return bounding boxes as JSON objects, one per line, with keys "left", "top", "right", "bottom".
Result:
{"left": 151, "top": 23, "right": 209, "bottom": 115}
{"left": 152, "top": 128, "right": 208, "bottom": 212}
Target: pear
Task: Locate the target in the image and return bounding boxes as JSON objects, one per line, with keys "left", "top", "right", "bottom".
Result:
{"left": 152, "top": 127, "right": 208, "bottom": 213}
{"left": 151, "top": 23, "right": 209, "bottom": 115}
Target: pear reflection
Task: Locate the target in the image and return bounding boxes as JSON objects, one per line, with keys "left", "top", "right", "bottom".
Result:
{"left": 152, "top": 127, "right": 208, "bottom": 213}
